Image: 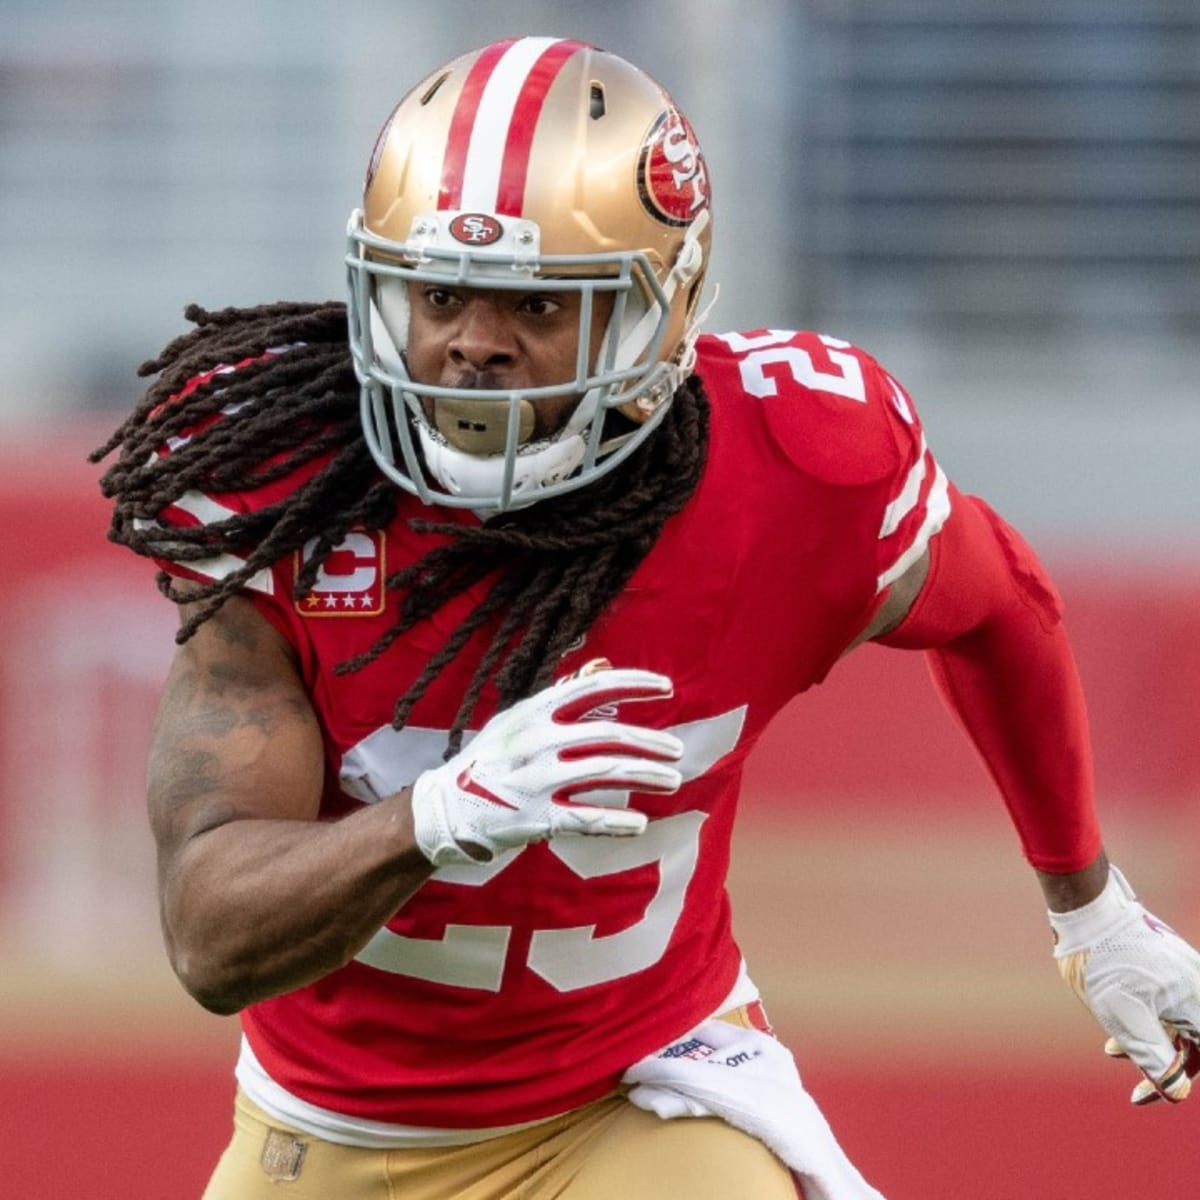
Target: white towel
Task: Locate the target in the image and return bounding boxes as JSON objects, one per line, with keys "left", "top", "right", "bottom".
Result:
{"left": 622, "top": 1020, "right": 886, "bottom": 1200}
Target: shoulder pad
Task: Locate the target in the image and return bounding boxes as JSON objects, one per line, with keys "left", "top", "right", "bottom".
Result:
{"left": 699, "top": 329, "right": 923, "bottom": 486}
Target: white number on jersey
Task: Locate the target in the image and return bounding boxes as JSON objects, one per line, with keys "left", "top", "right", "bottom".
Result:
{"left": 715, "top": 330, "right": 868, "bottom": 403}
{"left": 344, "top": 707, "right": 746, "bottom": 992}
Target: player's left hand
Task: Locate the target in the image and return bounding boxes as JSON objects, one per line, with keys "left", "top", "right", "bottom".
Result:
{"left": 1049, "top": 865, "right": 1200, "bottom": 1105}
{"left": 1104, "top": 1025, "right": 1200, "bottom": 1106}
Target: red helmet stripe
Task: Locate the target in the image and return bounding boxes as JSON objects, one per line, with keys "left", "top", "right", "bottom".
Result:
{"left": 495, "top": 39, "right": 589, "bottom": 215}
{"left": 439, "top": 37, "right": 590, "bottom": 215}
{"left": 439, "top": 38, "right": 516, "bottom": 210}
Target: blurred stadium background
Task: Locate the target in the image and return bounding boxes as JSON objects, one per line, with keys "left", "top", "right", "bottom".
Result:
{"left": 1, "top": 1, "right": 1197, "bottom": 1195}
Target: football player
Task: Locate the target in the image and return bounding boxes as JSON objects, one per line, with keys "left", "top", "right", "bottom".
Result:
{"left": 93, "top": 36, "right": 1200, "bottom": 1200}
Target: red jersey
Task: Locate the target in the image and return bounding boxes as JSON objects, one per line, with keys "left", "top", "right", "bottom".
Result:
{"left": 154, "top": 329, "right": 947, "bottom": 1132}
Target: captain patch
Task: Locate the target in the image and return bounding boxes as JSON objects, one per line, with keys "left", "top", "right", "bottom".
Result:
{"left": 295, "top": 530, "right": 386, "bottom": 617}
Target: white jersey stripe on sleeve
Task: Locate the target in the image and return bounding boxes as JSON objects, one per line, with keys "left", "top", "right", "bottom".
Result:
{"left": 181, "top": 551, "right": 275, "bottom": 595}
{"left": 879, "top": 436, "right": 928, "bottom": 537}
{"left": 133, "top": 517, "right": 275, "bottom": 595}
{"left": 876, "top": 461, "right": 951, "bottom": 592}
{"left": 133, "top": 485, "right": 276, "bottom": 596}
{"left": 170, "top": 488, "right": 239, "bottom": 526}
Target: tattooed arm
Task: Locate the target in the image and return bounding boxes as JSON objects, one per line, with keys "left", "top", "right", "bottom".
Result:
{"left": 148, "top": 590, "right": 434, "bottom": 1015}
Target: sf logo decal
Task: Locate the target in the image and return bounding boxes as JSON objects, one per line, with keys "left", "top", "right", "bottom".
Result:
{"left": 449, "top": 213, "right": 504, "bottom": 245}
{"left": 638, "top": 109, "right": 710, "bottom": 227}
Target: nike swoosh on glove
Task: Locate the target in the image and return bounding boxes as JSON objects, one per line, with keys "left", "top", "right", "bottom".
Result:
{"left": 622, "top": 1019, "right": 886, "bottom": 1200}
{"left": 1050, "top": 864, "right": 1200, "bottom": 1104}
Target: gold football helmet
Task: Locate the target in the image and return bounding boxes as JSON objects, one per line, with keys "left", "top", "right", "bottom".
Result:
{"left": 346, "top": 36, "right": 713, "bottom": 511}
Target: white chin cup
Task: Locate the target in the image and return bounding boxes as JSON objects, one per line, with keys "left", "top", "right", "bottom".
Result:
{"left": 416, "top": 420, "right": 587, "bottom": 503}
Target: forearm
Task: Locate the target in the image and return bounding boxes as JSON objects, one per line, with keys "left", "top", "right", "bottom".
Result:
{"left": 874, "top": 499, "right": 1200, "bottom": 1102}
{"left": 926, "top": 617, "right": 1102, "bottom": 874}
{"left": 880, "top": 489, "right": 1103, "bottom": 877}
{"left": 162, "top": 789, "right": 433, "bottom": 1014}
{"left": 145, "top": 594, "right": 440, "bottom": 1012}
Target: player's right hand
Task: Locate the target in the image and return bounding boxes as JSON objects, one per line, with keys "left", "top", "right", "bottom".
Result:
{"left": 410, "top": 660, "right": 682, "bottom": 867}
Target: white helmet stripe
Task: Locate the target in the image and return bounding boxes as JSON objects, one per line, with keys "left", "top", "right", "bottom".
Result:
{"left": 443, "top": 37, "right": 587, "bottom": 214}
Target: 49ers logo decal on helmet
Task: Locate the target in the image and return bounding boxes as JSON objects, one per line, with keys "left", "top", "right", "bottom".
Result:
{"left": 449, "top": 213, "right": 504, "bottom": 245}
{"left": 638, "top": 108, "right": 710, "bottom": 227}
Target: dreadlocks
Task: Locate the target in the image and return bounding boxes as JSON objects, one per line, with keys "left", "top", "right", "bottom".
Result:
{"left": 92, "top": 301, "right": 710, "bottom": 753}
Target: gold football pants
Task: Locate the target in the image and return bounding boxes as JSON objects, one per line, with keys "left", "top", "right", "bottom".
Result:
{"left": 201, "top": 1086, "right": 801, "bottom": 1199}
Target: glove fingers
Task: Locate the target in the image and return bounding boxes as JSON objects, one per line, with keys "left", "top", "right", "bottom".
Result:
{"left": 485, "top": 802, "right": 648, "bottom": 847}
{"left": 1108, "top": 1023, "right": 1200, "bottom": 1106}
{"left": 1104, "top": 1035, "right": 1127, "bottom": 1059}
{"left": 1130, "top": 1038, "right": 1199, "bottom": 1106}
{"left": 1095, "top": 987, "right": 1186, "bottom": 1083}
{"left": 1164, "top": 1008, "right": 1200, "bottom": 1047}
{"left": 543, "top": 753, "right": 682, "bottom": 799}
{"left": 552, "top": 719, "right": 684, "bottom": 764}
{"left": 547, "top": 803, "right": 648, "bottom": 838}
{"left": 550, "top": 668, "right": 675, "bottom": 723}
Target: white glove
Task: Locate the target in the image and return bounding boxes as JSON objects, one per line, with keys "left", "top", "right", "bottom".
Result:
{"left": 1050, "top": 864, "right": 1200, "bottom": 1105}
{"left": 411, "top": 660, "right": 683, "bottom": 866}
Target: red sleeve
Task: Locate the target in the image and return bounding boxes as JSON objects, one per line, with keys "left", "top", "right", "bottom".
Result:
{"left": 879, "top": 486, "right": 1103, "bottom": 873}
